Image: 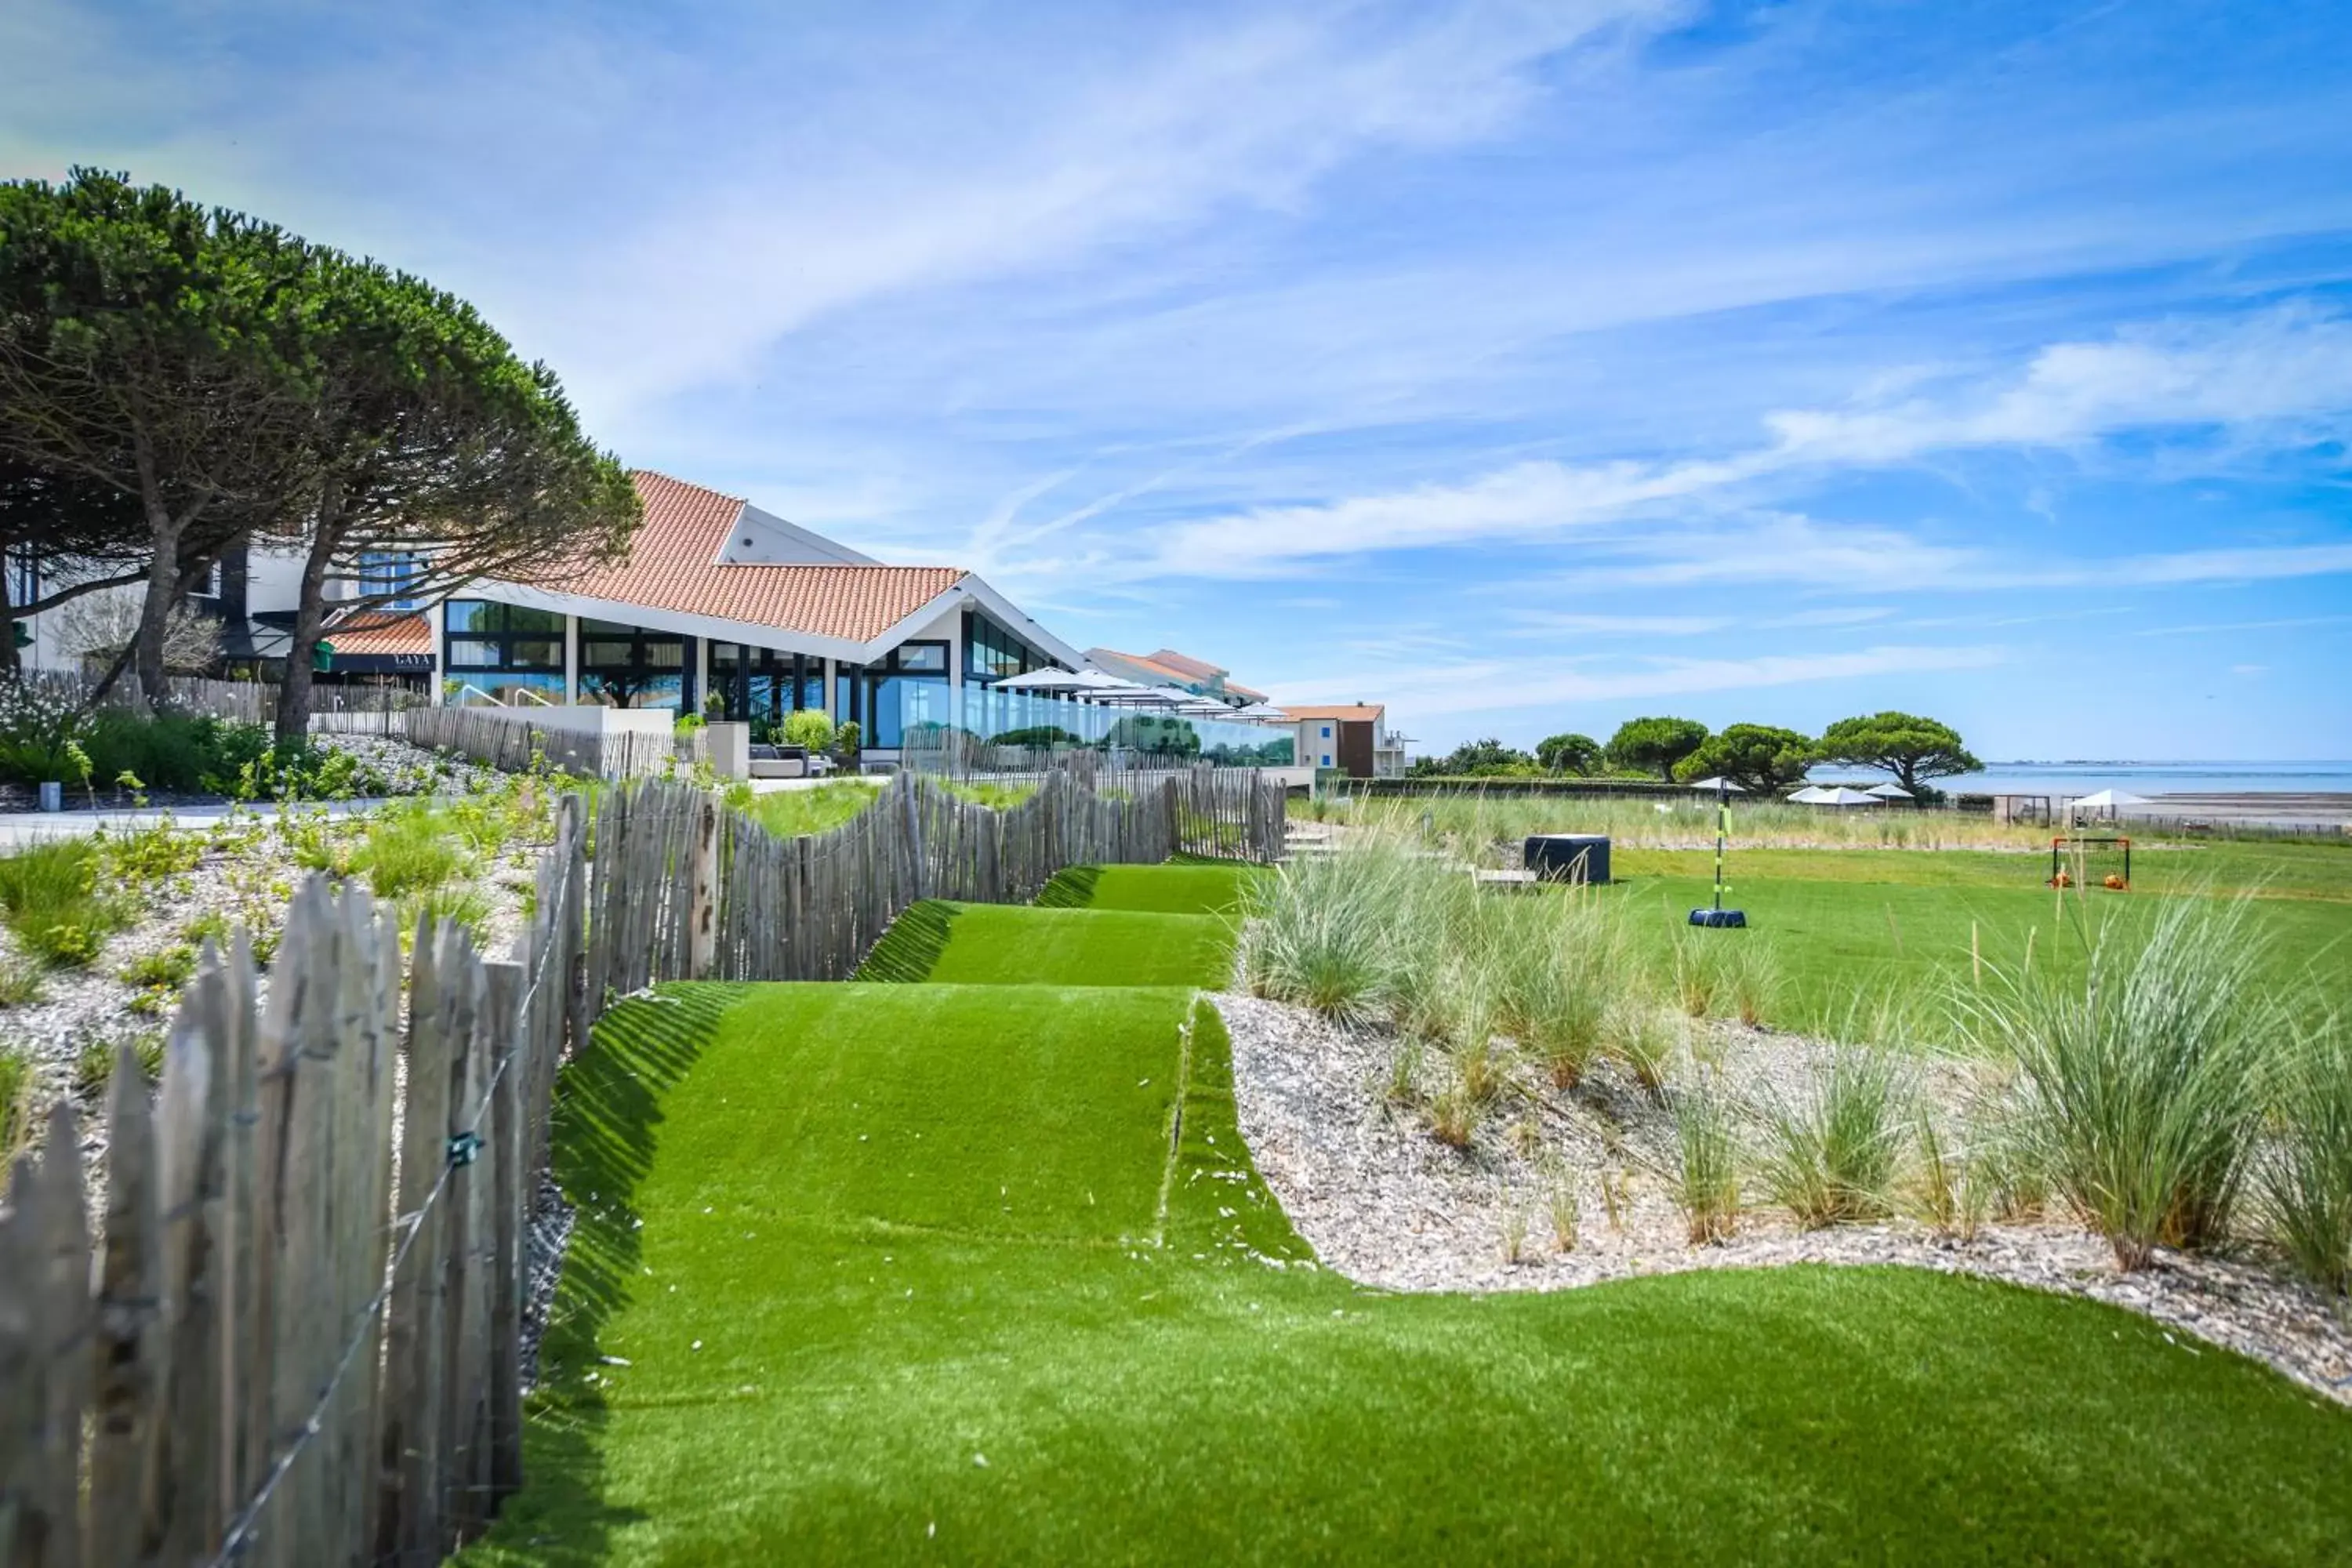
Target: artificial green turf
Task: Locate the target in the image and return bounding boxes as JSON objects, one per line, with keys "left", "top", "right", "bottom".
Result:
{"left": 471, "top": 973, "right": 2352, "bottom": 1565}
{"left": 856, "top": 899, "right": 1234, "bottom": 988}
{"left": 1600, "top": 861, "right": 2349, "bottom": 1042}
{"left": 1043, "top": 860, "right": 1265, "bottom": 915}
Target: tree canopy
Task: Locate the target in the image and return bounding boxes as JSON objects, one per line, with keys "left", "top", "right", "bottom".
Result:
{"left": 1407, "top": 737, "right": 1537, "bottom": 777}
{"left": 1606, "top": 716, "right": 1708, "bottom": 779}
{"left": 263, "top": 250, "right": 637, "bottom": 739}
{"left": 0, "top": 168, "right": 637, "bottom": 734}
{"left": 1673, "top": 724, "right": 1815, "bottom": 795}
{"left": 1535, "top": 731, "right": 1601, "bottom": 775}
{"left": 1817, "top": 711, "right": 1981, "bottom": 795}
{"left": 0, "top": 169, "right": 321, "bottom": 707}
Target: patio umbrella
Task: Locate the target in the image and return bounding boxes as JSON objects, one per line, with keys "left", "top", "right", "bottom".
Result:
{"left": 1685, "top": 776, "right": 1747, "bottom": 793}
{"left": 1808, "top": 786, "right": 1883, "bottom": 807}
{"left": 1786, "top": 785, "right": 1832, "bottom": 804}
{"left": 2071, "top": 788, "right": 2149, "bottom": 809}
{"left": 1233, "top": 702, "right": 1288, "bottom": 720}
{"left": 1864, "top": 782, "right": 1914, "bottom": 799}
{"left": 992, "top": 667, "right": 1089, "bottom": 691}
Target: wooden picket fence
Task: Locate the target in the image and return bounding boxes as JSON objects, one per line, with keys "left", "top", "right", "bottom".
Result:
{"left": 0, "top": 798, "right": 590, "bottom": 1567}
{"left": 582, "top": 762, "right": 1285, "bottom": 989}
{"left": 18, "top": 670, "right": 423, "bottom": 729}
{"left": 0, "top": 760, "right": 1273, "bottom": 1565}
{"left": 400, "top": 706, "right": 684, "bottom": 781}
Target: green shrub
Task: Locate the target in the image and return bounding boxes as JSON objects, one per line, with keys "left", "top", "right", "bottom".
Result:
{"left": 780, "top": 709, "right": 835, "bottom": 750}
{"left": 100, "top": 821, "right": 205, "bottom": 887}
{"left": 84, "top": 710, "right": 274, "bottom": 793}
{"left": 1666, "top": 1076, "right": 1744, "bottom": 1244}
{"left": 354, "top": 802, "right": 471, "bottom": 899}
{"left": 1241, "top": 843, "right": 1425, "bottom": 1024}
{"left": 399, "top": 884, "right": 493, "bottom": 947}
{"left": 943, "top": 779, "right": 1037, "bottom": 810}
{"left": 746, "top": 781, "right": 882, "bottom": 840}
{"left": 0, "top": 681, "right": 96, "bottom": 785}
{"left": 1486, "top": 895, "right": 1615, "bottom": 1088}
{"left": 1762, "top": 1049, "right": 1909, "bottom": 1228}
{"left": 2257, "top": 1017, "right": 2352, "bottom": 1294}
{"left": 120, "top": 943, "right": 198, "bottom": 993}
{"left": 0, "top": 840, "right": 135, "bottom": 967}
{"left": 1952, "top": 895, "right": 2269, "bottom": 1269}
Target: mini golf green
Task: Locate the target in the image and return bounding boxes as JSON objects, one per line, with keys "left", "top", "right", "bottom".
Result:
{"left": 466, "top": 866, "right": 2352, "bottom": 1566}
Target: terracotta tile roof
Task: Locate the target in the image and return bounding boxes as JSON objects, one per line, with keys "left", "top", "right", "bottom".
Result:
{"left": 529, "top": 470, "right": 965, "bottom": 644}
{"left": 323, "top": 611, "right": 431, "bottom": 656}
{"left": 1279, "top": 703, "right": 1385, "bottom": 723}
{"left": 1145, "top": 648, "right": 1225, "bottom": 682}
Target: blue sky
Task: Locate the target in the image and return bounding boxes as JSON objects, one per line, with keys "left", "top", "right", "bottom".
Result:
{"left": 6, "top": 0, "right": 2350, "bottom": 758}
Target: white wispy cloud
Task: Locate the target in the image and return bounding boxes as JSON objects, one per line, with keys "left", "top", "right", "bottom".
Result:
{"left": 1115, "top": 304, "right": 2352, "bottom": 580}
{"left": 1265, "top": 642, "right": 2007, "bottom": 719}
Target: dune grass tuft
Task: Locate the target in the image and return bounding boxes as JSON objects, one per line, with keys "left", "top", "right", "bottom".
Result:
{"left": 1762, "top": 1049, "right": 1909, "bottom": 1228}
{"left": 1952, "top": 893, "right": 2271, "bottom": 1269}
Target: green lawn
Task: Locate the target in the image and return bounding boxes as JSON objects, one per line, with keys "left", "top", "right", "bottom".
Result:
{"left": 467, "top": 863, "right": 2352, "bottom": 1565}
{"left": 1039, "top": 861, "right": 1263, "bottom": 915}
{"left": 857, "top": 900, "right": 1234, "bottom": 988}
{"left": 1602, "top": 844, "right": 2351, "bottom": 1042}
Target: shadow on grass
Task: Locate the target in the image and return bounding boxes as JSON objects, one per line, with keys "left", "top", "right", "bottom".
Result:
{"left": 851, "top": 898, "right": 960, "bottom": 981}
{"left": 1034, "top": 864, "right": 1103, "bottom": 908}
{"left": 470, "top": 982, "right": 749, "bottom": 1566}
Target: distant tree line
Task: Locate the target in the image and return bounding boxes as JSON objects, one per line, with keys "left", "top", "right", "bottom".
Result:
{"left": 1406, "top": 711, "right": 1981, "bottom": 800}
{"left": 0, "top": 168, "right": 642, "bottom": 741}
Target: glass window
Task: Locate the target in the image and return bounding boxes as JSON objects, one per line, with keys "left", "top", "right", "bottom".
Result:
{"left": 359, "top": 551, "right": 421, "bottom": 609}
{"left": 447, "top": 600, "right": 563, "bottom": 635}
{"left": 447, "top": 639, "right": 503, "bottom": 666}
{"left": 576, "top": 620, "right": 688, "bottom": 711}
{"left": 509, "top": 639, "right": 563, "bottom": 670}
{"left": 892, "top": 642, "right": 946, "bottom": 673}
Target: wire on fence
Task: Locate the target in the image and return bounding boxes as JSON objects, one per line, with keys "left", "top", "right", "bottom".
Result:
{"left": 206, "top": 853, "right": 575, "bottom": 1566}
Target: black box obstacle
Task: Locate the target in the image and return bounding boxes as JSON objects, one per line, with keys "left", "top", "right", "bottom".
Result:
{"left": 1523, "top": 834, "right": 1611, "bottom": 885}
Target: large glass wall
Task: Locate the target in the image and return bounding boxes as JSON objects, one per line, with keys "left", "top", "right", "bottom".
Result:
{"left": 862, "top": 641, "right": 949, "bottom": 749}
{"left": 442, "top": 600, "right": 565, "bottom": 705}
{"left": 963, "top": 608, "right": 1051, "bottom": 688}
{"left": 709, "top": 643, "right": 824, "bottom": 728}
{"left": 579, "top": 618, "right": 687, "bottom": 710}
{"left": 900, "top": 685, "right": 1293, "bottom": 766}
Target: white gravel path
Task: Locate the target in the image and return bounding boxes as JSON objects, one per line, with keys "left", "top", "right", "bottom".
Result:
{"left": 1215, "top": 989, "right": 2352, "bottom": 1406}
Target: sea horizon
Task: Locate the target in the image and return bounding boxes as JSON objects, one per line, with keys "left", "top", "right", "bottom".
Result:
{"left": 1807, "top": 760, "right": 2352, "bottom": 797}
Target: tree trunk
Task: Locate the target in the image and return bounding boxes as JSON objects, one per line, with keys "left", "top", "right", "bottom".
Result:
{"left": 131, "top": 508, "right": 182, "bottom": 713}
{"left": 274, "top": 491, "right": 344, "bottom": 747}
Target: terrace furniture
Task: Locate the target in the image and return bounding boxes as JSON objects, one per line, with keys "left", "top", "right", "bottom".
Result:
{"left": 1523, "top": 833, "right": 1611, "bottom": 885}
{"left": 747, "top": 743, "right": 810, "bottom": 780}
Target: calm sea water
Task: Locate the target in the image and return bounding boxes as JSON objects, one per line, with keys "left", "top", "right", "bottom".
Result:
{"left": 1806, "top": 761, "right": 2352, "bottom": 797}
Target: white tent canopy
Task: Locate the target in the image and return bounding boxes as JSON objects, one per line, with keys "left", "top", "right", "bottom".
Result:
{"left": 1793, "top": 786, "right": 1882, "bottom": 807}
{"left": 991, "top": 667, "right": 1090, "bottom": 691}
{"left": 1864, "top": 782, "right": 1914, "bottom": 799}
{"left": 1233, "top": 702, "right": 1288, "bottom": 720}
{"left": 2072, "top": 788, "right": 2149, "bottom": 809}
